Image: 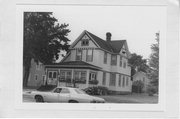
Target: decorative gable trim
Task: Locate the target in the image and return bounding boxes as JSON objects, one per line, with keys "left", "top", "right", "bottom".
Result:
{"left": 60, "top": 52, "right": 71, "bottom": 63}
{"left": 69, "top": 30, "right": 100, "bottom": 49}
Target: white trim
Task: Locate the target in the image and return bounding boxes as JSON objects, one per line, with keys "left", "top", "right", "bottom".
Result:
{"left": 85, "top": 30, "right": 101, "bottom": 48}
{"left": 69, "top": 30, "right": 86, "bottom": 49}
{"left": 60, "top": 52, "right": 71, "bottom": 63}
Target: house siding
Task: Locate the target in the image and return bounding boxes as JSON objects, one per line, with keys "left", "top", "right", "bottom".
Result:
{"left": 27, "top": 59, "right": 45, "bottom": 87}
{"left": 43, "top": 31, "right": 132, "bottom": 93}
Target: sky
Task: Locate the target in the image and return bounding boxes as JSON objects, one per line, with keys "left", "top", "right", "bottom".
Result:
{"left": 52, "top": 6, "right": 166, "bottom": 59}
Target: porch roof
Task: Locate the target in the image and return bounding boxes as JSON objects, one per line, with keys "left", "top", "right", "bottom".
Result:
{"left": 45, "top": 61, "right": 102, "bottom": 70}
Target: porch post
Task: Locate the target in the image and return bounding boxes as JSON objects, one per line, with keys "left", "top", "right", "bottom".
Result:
{"left": 57, "top": 69, "right": 60, "bottom": 86}
{"left": 86, "top": 70, "right": 90, "bottom": 88}
{"left": 71, "top": 69, "right": 74, "bottom": 85}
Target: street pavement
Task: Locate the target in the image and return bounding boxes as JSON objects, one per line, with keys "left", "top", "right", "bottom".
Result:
{"left": 23, "top": 89, "right": 158, "bottom": 103}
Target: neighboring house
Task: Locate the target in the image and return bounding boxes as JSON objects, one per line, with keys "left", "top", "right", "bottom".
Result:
{"left": 27, "top": 59, "right": 46, "bottom": 87}
{"left": 44, "top": 30, "right": 132, "bottom": 94}
{"left": 133, "top": 71, "right": 150, "bottom": 92}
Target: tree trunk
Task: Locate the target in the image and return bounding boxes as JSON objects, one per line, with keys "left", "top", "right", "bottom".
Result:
{"left": 23, "top": 58, "right": 31, "bottom": 88}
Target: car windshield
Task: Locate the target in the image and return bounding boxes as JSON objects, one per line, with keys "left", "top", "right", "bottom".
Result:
{"left": 74, "top": 89, "right": 86, "bottom": 94}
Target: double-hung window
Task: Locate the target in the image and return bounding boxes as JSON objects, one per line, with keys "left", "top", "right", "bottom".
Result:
{"left": 118, "top": 74, "right": 121, "bottom": 87}
{"left": 126, "top": 77, "right": 129, "bottom": 86}
{"left": 123, "top": 61, "right": 126, "bottom": 68}
{"left": 104, "top": 52, "right": 107, "bottom": 64}
{"left": 111, "top": 55, "right": 117, "bottom": 65}
{"left": 74, "top": 71, "right": 87, "bottom": 82}
{"left": 109, "top": 73, "right": 116, "bottom": 86}
{"left": 120, "top": 56, "right": 122, "bottom": 67}
{"left": 76, "top": 49, "right": 82, "bottom": 61}
{"left": 86, "top": 49, "right": 93, "bottom": 62}
{"left": 122, "top": 75, "right": 125, "bottom": 87}
{"left": 102, "top": 72, "right": 106, "bottom": 85}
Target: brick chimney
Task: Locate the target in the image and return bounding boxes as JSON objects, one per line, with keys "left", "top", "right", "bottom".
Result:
{"left": 106, "top": 32, "right": 112, "bottom": 42}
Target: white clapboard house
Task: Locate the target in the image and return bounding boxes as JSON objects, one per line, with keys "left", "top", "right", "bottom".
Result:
{"left": 44, "top": 30, "right": 132, "bottom": 93}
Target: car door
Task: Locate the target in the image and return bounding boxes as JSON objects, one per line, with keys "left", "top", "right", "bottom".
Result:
{"left": 58, "top": 88, "right": 71, "bottom": 103}
{"left": 44, "top": 88, "right": 61, "bottom": 102}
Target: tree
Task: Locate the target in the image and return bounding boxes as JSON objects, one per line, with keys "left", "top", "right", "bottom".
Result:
{"left": 148, "top": 32, "right": 159, "bottom": 93}
{"left": 23, "top": 12, "right": 70, "bottom": 87}
{"left": 128, "top": 53, "right": 149, "bottom": 77}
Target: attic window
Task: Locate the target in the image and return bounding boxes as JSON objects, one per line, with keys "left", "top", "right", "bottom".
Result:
{"left": 81, "top": 39, "right": 89, "bottom": 46}
{"left": 122, "top": 50, "right": 126, "bottom": 54}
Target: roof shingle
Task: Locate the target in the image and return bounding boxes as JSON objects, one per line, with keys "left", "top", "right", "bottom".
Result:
{"left": 86, "top": 31, "right": 126, "bottom": 53}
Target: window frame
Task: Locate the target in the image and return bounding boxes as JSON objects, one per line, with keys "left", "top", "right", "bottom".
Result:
{"left": 86, "top": 49, "right": 93, "bottom": 62}
{"left": 76, "top": 49, "right": 82, "bottom": 61}
{"left": 123, "top": 61, "right": 127, "bottom": 68}
{"left": 109, "top": 73, "right": 116, "bottom": 86}
{"left": 102, "top": 72, "right": 106, "bottom": 85}
{"left": 104, "top": 52, "right": 107, "bottom": 64}
{"left": 126, "top": 77, "right": 129, "bottom": 86}
{"left": 118, "top": 74, "right": 121, "bottom": 87}
{"left": 122, "top": 75, "right": 125, "bottom": 87}
{"left": 89, "top": 72, "right": 97, "bottom": 81}
{"left": 81, "top": 39, "right": 89, "bottom": 46}
{"left": 74, "top": 70, "right": 87, "bottom": 82}
{"left": 60, "top": 70, "right": 72, "bottom": 81}
{"left": 120, "top": 56, "right": 123, "bottom": 67}
{"left": 111, "top": 54, "right": 117, "bottom": 65}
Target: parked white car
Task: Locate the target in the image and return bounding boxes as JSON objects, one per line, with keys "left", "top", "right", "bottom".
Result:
{"left": 27, "top": 86, "right": 105, "bottom": 103}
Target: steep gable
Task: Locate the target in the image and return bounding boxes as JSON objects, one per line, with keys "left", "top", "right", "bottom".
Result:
{"left": 70, "top": 30, "right": 99, "bottom": 49}
{"left": 70, "top": 30, "right": 130, "bottom": 55}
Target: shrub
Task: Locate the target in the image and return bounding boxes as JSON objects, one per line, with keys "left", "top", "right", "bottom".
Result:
{"left": 132, "top": 80, "right": 144, "bottom": 93}
{"left": 89, "top": 80, "right": 99, "bottom": 85}
{"left": 84, "top": 86, "right": 109, "bottom": 95}
{"left": 147, "top": 85, "right": 157, "bottom": 96}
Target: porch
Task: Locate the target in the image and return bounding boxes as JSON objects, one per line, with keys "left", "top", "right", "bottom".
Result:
{"left": 44, "top": 61, "right": 102, "bottom": 89}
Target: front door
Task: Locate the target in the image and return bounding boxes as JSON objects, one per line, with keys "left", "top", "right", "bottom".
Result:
{"left": 48, "top": 71, "right": 58, "bottom": 85}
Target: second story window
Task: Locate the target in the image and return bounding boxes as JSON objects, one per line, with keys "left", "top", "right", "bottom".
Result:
{"left": 76, "top": 49, "right": 82, "bottom": 61}
{"left": 119, "top": 56, "right": 122, "bottom": 67}
{"left": 104, "top": 52, "right": 107, "bottom": 64}
{"left": 86, "top": 49, "right": 93, "bottom": 62}
{"left": 81, "top": 39, "right": 89, "bottom": 46}
{"left": 111, "top": 55, "right": 117, "bottom": 65}
{"left": 123, "top": 61, "right": 126, "bottom": 68}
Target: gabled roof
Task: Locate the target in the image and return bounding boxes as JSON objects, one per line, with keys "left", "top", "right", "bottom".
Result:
{"left": 86, "top": 31, "right": 126, "bottom": 53}
{"left": 86, "top": 31, "right": 113, "bottom": 52}
{"left": 45, "top": 61, "right": 102, "bottom": 70}
{"left": 109, "top": 40, "right": 126, "bottom": 53}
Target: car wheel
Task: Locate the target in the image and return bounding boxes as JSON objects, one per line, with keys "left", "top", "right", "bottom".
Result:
{"left": 35, "top": 96, "right": 44, "bottom": 102}
{"left": 69, "top": 100, "right": 78, "bottom": 103}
